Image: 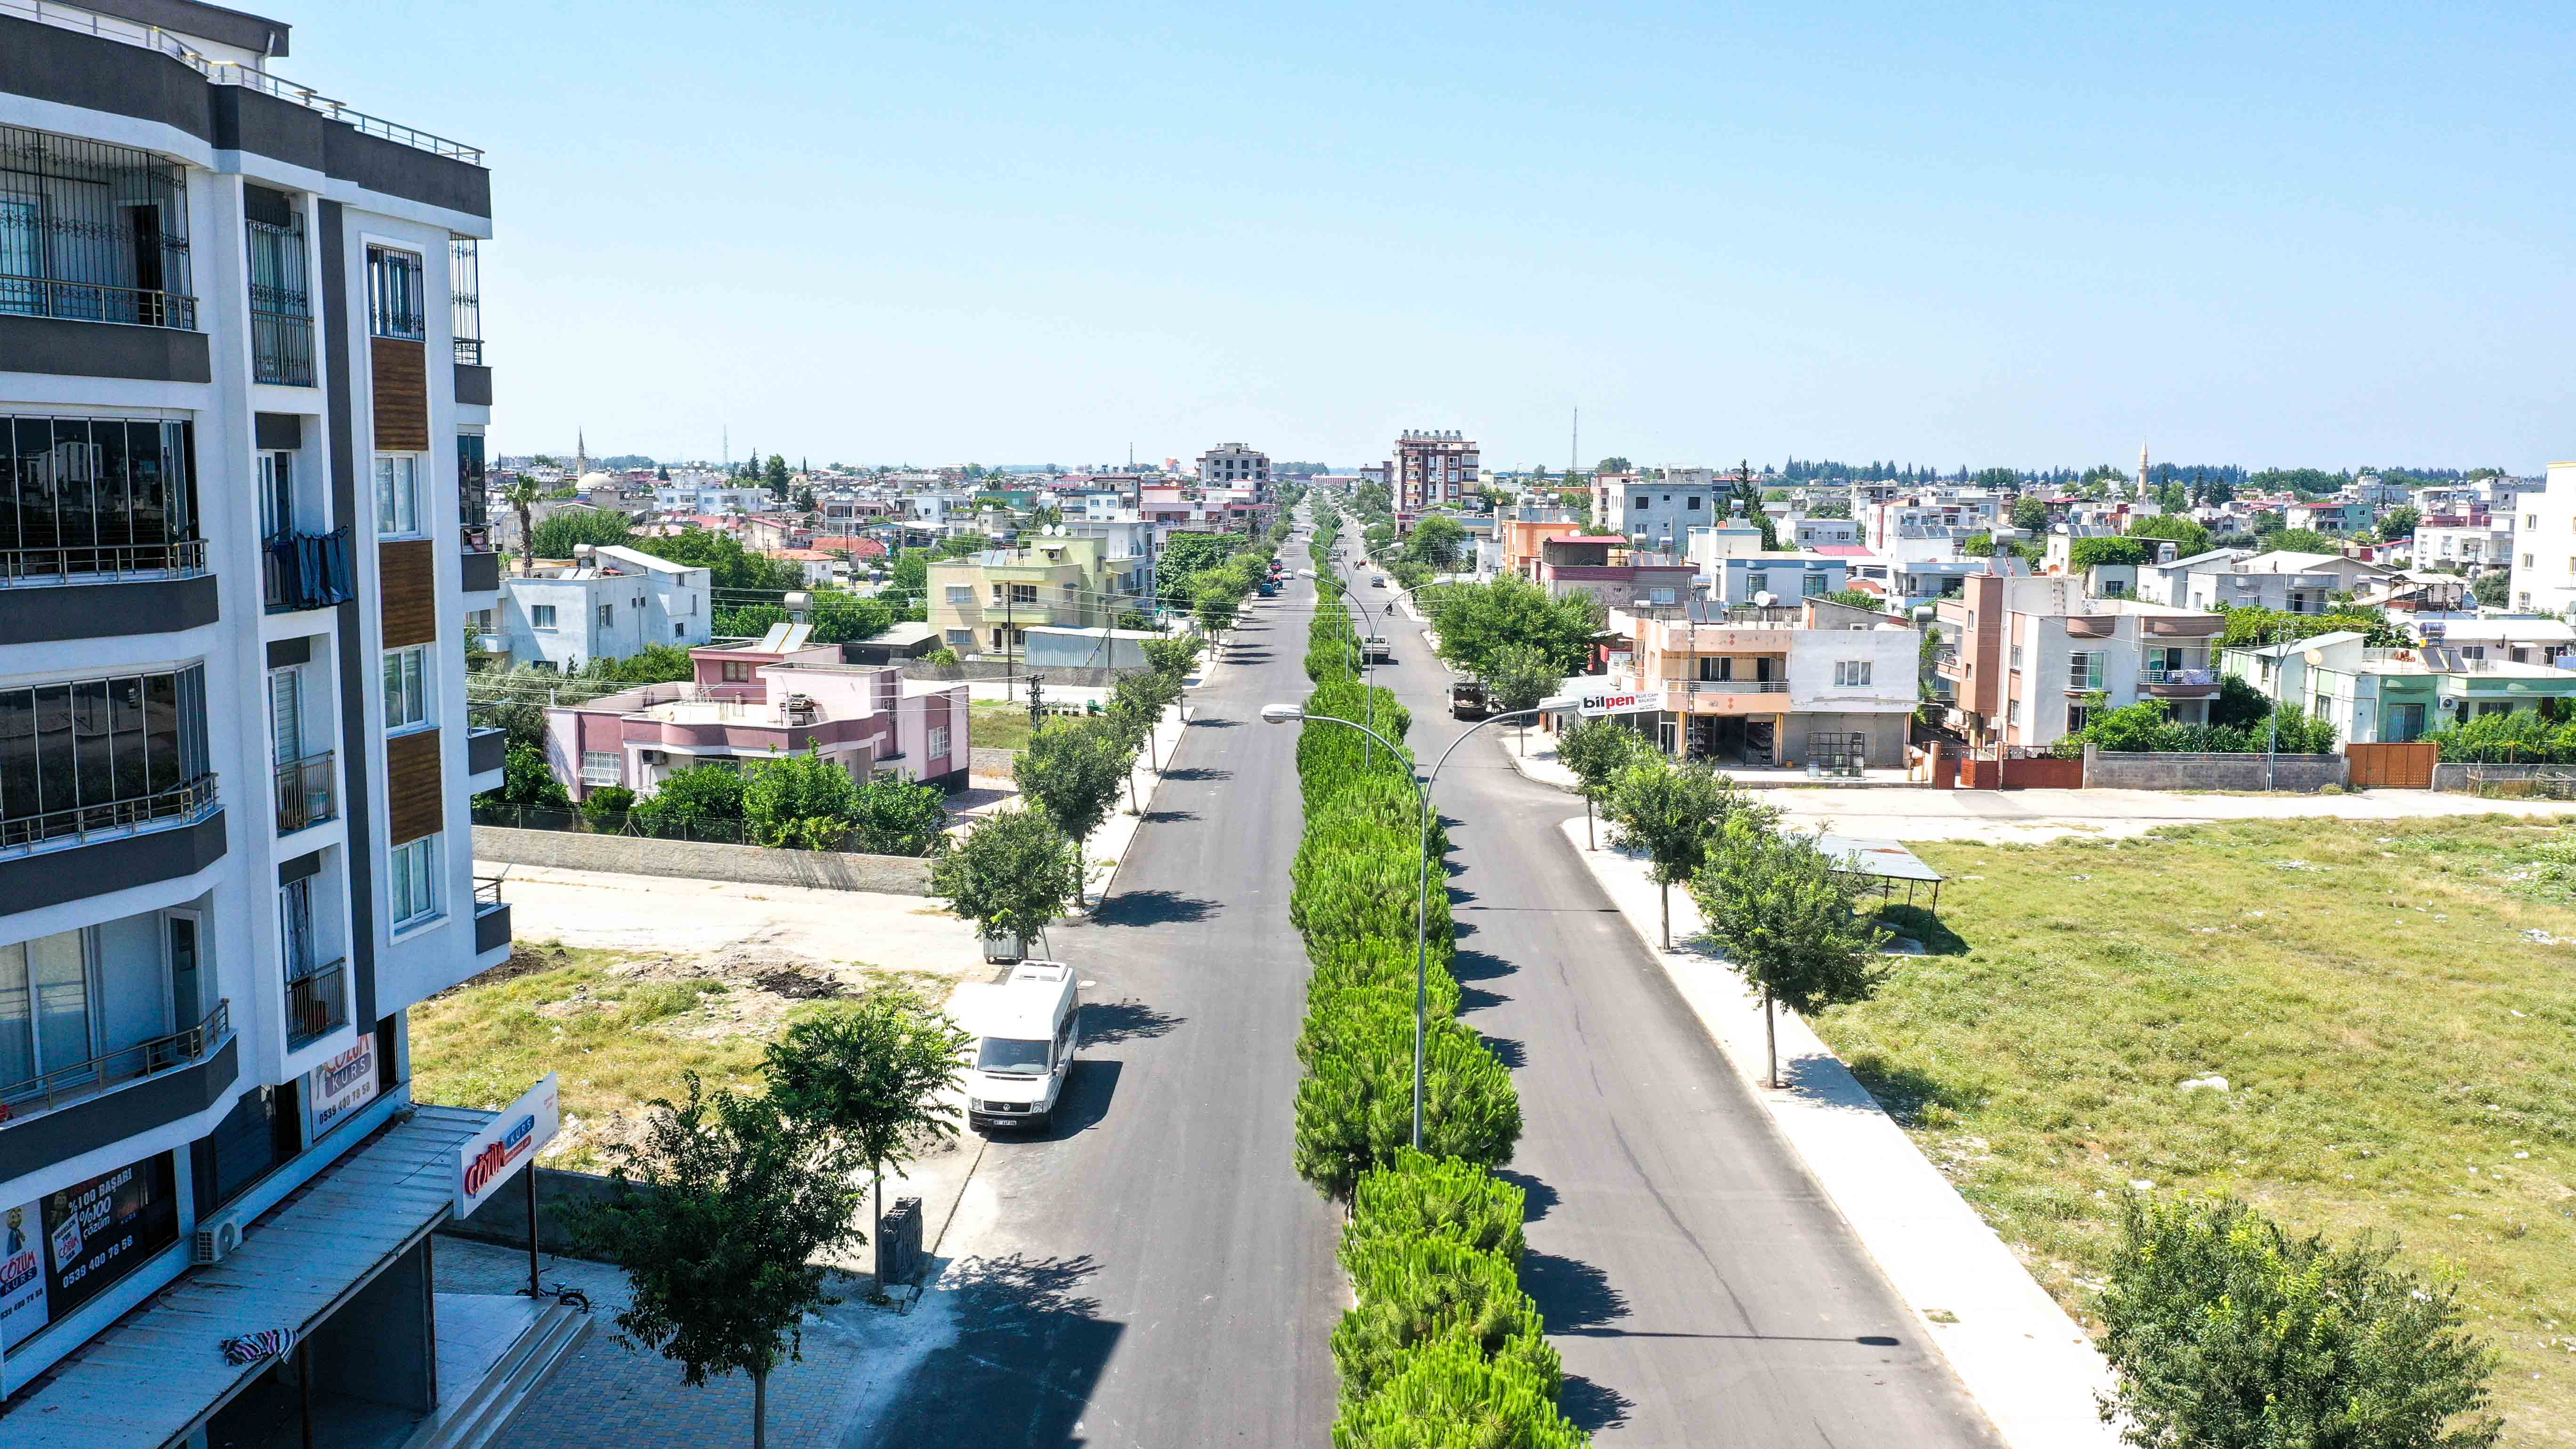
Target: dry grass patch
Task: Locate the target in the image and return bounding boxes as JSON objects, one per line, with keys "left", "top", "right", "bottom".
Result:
{"left": 411, "top": 940, "right": 947, "bottom": 1172}
{"left": 1811, "top": 815, "right": 2576, "bottom": 1444}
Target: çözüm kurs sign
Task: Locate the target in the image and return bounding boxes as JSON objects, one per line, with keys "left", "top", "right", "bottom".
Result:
{"left": 455, "top": 1074, "right": 559, "bottom": 1217}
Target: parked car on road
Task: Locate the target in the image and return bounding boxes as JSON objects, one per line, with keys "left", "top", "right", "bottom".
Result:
{"left": 959, "top": 960, "right": 1080, "bottom": 1131}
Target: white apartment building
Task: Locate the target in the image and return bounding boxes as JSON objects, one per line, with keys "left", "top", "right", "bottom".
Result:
{"left": 1934, "top": 575, "right": 2224, "bottom": 748}
{"left": 652, "top": 482, "right": 772, "bottom": 515}
{"left": 1596, "top": 473, "right": 1723, "bottom": 545}
{"left": 0, "top": 2, "right": 542, "bottom": 1439}
{"left": 2508, "top": 462, "right": 2576, "bottom": 612}
{"left": 488, "top": 545, "right": 711, "bottom": 671}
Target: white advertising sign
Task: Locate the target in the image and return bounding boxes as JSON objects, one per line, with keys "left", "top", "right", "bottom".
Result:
{"left": 308, "top": 1037, "right": 379, "bottom": 1138}
{"left": 455, "top": 1074, "right": 560, "bottom": 1218}
{"left": 0, "top": 1201, "right": 45, "bottom": 1352}
{"left": 1578, "top": 690, "right": 1666, "bottom": 717}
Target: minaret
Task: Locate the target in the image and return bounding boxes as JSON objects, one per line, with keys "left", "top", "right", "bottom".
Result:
{"left": 2137, "top": 442, "right": 2149, "bottom": 498}
{"left": 575, "top": 428, "right": 588, "bottom": 478}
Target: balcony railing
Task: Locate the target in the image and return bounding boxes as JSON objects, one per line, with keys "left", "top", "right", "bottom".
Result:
{"left": 0, "top": 538, "right": 206, "bottom": 587}
{"left": 1, "top": 0, "right": 483, "bottom": 163}
{"left": 263, "top": 526, "right": 356, "bottom": 612}
{"left": 274, "top": 750, "right": 337, "bottom": 834}
{"left": 286, "top": 959, "right": 349, "bottom": 1047}
{"left": 251, "top": 309, "right": 315, "bottom": 386}
{"left": 0, "top": 773, "right": 218, "bottom": 858}
{"left": 0, "top": 999, "right": 230, "bottom": 1122}
{"left": 475, "top": 875, "right": 504, "bottom": 910}
{"left": 2140, "top": 668, "right": 2219, "bottom": 688}
{"left": 0, "top": 275, "right": 197, "bottom": 330}
{"left": 1679, "top": 678, "right": 1791, "bottom": 693}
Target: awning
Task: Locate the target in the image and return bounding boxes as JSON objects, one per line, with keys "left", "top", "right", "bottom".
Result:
{"left": 5, "top": 1104, "right": 493, "bottom": 1449}
{"left": 1811, "top": 834, "right": 1943, "bottom": 884}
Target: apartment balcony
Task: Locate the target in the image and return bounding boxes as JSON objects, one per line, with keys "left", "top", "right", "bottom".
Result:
{"left": 0, "top": 999, "right": 230, "bottom": 1126}
{"left": 2141, "top": 668, "right": 2221, "bottom": 697}
{"left": 2, "top": 274, "right": 197, "bottom": 331}
{"left": 250, "top": 309, "right": 315, "bottom": 386}
{"left": 1932, "top": 649, "right": 1966, "bottom": 680}
{"left": 285, "top": 958, "right": 350, "bottom": 1048}
{"left": 274, "top": 750, "right": 337, "bottom": 834}
{"left": 466, "top": 726, "right": 507, "bottom": 780}
{"left": 2064, "top": 616, "right": 2118, "bottom": 639}
{"left": 3, "top": 774, "right": 220, "bottom": 860}
{"left": 1671, "top": 679, "right": 1792, "bottom": 714}
{"left": 2142, "top": 614, "right": 2225, "bottom": 637}
{"left": 263, "top": 526, "right": 357, "bottom": 612}
{"left": 474, "top": 876, "right": 512, "bottom": 957}
{"left": 0, "top": 537, "right": 207, "bottom": 587}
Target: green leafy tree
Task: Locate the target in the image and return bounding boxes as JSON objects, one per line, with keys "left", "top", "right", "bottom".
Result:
{"left": 504, "top": 478, "right": 544, "bottom": 576}
{"left": 764, "top": 453, "right": 792, "bottom": 499}
{"left": 475, "top": 740, "right": 571, "bottom": 809}
{"left": 1194, "top": 577, "right": 1244, "bottom": 639}
{"left": 1480, "top": 641, "right": 1560, "bottom": 756}
{"left": 763, "top": 991, "right": 969, "bottom": 1282}
{"left": 2009, "top": 495, "right": 2052, "bottom": 531}
{"left": 630, "top": 764, "right": 748, "bottom": 837}
{"left": 1821, "top": 589, "right": 1889, "bottom": 613}
{"left": 1426, "top": 574, "right": 1604, "bottom": 679}
{"left": 1609, "top": 757, "right": 1765, "bottom": 948}
{"left": 2268, "top": 528, "right": 2339, "bottom": 555}
{"left": 1106, "top": 668, "right": 1179, "bottom": 775}
{"left": 1142, "top": 632, "right": 1202, "bottom": 685}
{"left": 2128, "top": 513, "right": 2211, "bottom": 556}
{"left": 1292, "top": 990, "right": 1521, "bottom": 1199}
{"left": 1331, "top": 1333, "right": 1588, "bottom": 1448}
{"left": 527, "top": 508, "right": 636, "bottom": 560}
{"left": 888, "top": 550, "right": 930, "bottom": 595}
{"left": 1332, "top": 1231, "right": 1556, "bottom": 1410}
{"left": 629, "top": 528, "right": 805, "bottom": 592}
{"left": 2471, "top": 570, "right": 2510, "bottom": 609}
{"left": 558, "top": 1076, "right": 863, "bottom": 1449}
{"left": 597, "top": 643, "right": 698, "bottom": 684}
{"left": 928, "top": 807, "right": 1079, "bottom": 950}
{"left": 2375, "top": 504, "right": 2421, "bottom": 542}
{"left": 845, "top": 774, "right": 950, "bottom": 857}
{"left": 580, "top": 784, "right": 636, "bottom": 825}
{"left": 742, "top": 754, "right": 864, "bottom": 850}
{"left": 1558, "top": 716, "right": 1648, "bottom": 849}
{"left": 1403, "top": 515, "right": 1468, "bottom": 570}
{"left": 1014, "top": 719, "right": 1131, "bottom": 906}
{"left": 1692, "top": 818, "right": 1886, "bottom": 1087}
{"left": 805, "top": 592, "right": 894, "bottom": 644}
{"left": 2069, "top": 537, "right": 2150, "bottom": 571}
{"left": 2097, "top": 1194, "right": 2499, "bottom": 1449}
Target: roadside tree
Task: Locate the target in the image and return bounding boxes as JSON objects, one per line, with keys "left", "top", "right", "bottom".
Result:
{"left": 629, "top": 763, "right": 749, "bottom": 838}
{"left": 558, "top": 1075, "right": 862, "bottom": 1449}
{"left": 1427, "top": 574, "right": 1603, "bottom": 679}
{"left": 1015, "top": 718, "right": 1132, "bottom": 905}
{"left": 929, "top": 806, "right": 1080, "bottom": 948}
{"left": 1558, "top": 716, "right": 1648, "bottom": 849}
{"left": 845, "top": 774, "right": 950, "bottom": 857}
{"left": 1691, "top": 816, "right": 1884, "bottom": 1087}
{"left": 1608, "top": 757, "right": 1763, "bottom": 948}
{"left": 1480, "top": 642, "right": 1561, "bottom": 755}
{"left": 764, "top": 991, "right": 969, "bottom": 1283}
{"left": 742, "top": 754, "right": 863, "bottom": 850}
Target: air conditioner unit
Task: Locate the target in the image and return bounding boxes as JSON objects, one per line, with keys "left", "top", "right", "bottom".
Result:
{"left": 193, "top": 1207, "right": 247, "bottom": 1265}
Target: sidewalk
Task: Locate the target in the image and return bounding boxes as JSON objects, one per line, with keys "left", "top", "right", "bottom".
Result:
{"left": 1555, "top": 813, "right": 2118, "bottom": 1449}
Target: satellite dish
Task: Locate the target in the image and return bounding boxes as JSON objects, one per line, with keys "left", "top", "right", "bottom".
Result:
{"left": 1755, "top": 590, "right": 1778, "bottom": 607}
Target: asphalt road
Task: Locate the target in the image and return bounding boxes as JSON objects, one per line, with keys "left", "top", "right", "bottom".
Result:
{"left": 1337, "top": 571, "right": 2003, "bottom": 1447}
{"left": 871, "top": 528, "right": 2000, "bottom": 1447}
{"left": 866, "top": 571, "right": 1344, "bottom": 1447}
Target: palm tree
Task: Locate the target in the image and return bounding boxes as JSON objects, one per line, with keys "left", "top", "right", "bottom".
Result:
{"left": 505, "top": 478, "right": 542, "bottom": 576}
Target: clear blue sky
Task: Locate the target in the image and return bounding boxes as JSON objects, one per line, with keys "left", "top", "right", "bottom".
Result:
{"left": 301, "top": 0, "right": 2571, "bottom": 473}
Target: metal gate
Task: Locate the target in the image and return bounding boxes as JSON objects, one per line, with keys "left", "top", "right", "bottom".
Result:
{"left": 2347, "top": 741, "right": 2437, "bottom": 789}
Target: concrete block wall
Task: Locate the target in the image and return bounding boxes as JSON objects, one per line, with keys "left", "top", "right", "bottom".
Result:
{"left": 2082, "top": 746, "right": 2347, "bottom": 792}
{"left": 2432, "top": 760, "right": 2576, "bottom": 794}
{"left": 471, "top": 826, "right": 933, "bottom": 894}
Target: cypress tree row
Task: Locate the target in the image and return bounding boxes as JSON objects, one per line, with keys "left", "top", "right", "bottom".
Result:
{"left": 1290, "top": 505, "right": 1586, "bottom": 1444}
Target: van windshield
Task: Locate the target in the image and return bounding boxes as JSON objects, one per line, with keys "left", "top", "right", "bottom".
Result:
{"left": 976, "top": 1037, "right": 1051, "bottom": 1076}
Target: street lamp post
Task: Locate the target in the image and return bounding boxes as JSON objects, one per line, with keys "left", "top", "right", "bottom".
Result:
{"left": 1261, "top": 692, "right": 1579, "bottom": 1150}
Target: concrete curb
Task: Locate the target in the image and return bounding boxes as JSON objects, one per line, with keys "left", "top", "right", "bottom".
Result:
{"left": 1081, "top": 701, "right": 1191, "bottom": 910}
{"left": 1554, "top": 814, "right": 2121, "bottom": 1449}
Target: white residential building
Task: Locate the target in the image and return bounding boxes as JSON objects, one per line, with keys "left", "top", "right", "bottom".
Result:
{"left": 489, "top": 546, "right": 711, "bottom": 670}
{"left": 2508, "top": 461, "right": 2576, "bottom": 613}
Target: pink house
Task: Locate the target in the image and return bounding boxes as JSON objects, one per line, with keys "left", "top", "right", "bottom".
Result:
{"left": 543, "top": 636, "right": 971, "bottom": 800}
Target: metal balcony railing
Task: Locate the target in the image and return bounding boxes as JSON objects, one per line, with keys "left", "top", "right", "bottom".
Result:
{"left": 1, "top": 0, "right": 484, "bottom": 163}
{"left": 1680, "top": 678, "right": 1791, "bottom": 693}
{"left": 274, "top": 750, "right": 336, "bottom": 834}
{"left": 263, "top": 526, "right": 356, "bottom": 612}
{"left": 0, "top": 274, "right": 197, "bottom": 330}
{"left": 0, "top": 773, "right": 218, "bottom": 857}
{"left": 475, "top": 875, "right": 505, "bottom": 910}
{"left": 0, "top": 999, "right": 230, "bottom": 1122}
{"left": 251, "top": 309, "right": 315, "bottom": 386}
{"left": 2140, "top": 668, "right": 2219, "bottom": 687}
{"left": 0, "top": 538, "right": 206, "bottom": 587}
{"left": 286, "top": 959, "right": 349, "bottom": 1047}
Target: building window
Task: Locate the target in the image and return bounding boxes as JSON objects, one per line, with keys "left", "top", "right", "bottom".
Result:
{"left": 1802, "top": 572, "right": 1828, "bottom": 598}
{"left": 1834, "top": 660, "right": 1873, "bottom": 687}
{"left": 530, "top": 604, "right": 556, "bottom": 629}
{"left": 0, "top": 124, "right": 196, "bottom": 328}
{"left": 389, "top": 834, "right": 441, "bottom": 927}
{"left": 928, "top": 724, "right": 950, "bottom": 759}
{"left": 2067, "top": 701, "right": 2092, "bottom": 733}
{"left": 674, "top": 622, "right": 685, "bottom": 639}
{"left": 366, "top": 245, "right": 426, "bottom": 339}
{"left": 2067, "top": 651, "right": 2105, "bottom": 691}
{"left": 374, "top": 453, "right": 420, "bottom": 536}
{"left": 0, "top": 664, "right": 210, "bottom": 847}
{"left": 597, "top": 603, "right": 614, "bottom": 629}
{"left": 2006, "top": 699, "right": 2021, "bottom": 727}
{"left": 1010, "top": 583, "right": 1039, "bottom": 605}
{"left": 382, "top": 645, "right": 429, "bottom": 731}
{"left": 0, "top": 415, "right": 201, "bottom": 576}
{"left": 581, "top": 751, "right": 620, "bottom": 787}
{"left": 722, "top": 660, "right": 750, "bottom": 683}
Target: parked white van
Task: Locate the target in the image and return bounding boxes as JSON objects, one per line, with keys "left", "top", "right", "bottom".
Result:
{"left": 958, "top": 960, "right": 1080, "bottom": 1131}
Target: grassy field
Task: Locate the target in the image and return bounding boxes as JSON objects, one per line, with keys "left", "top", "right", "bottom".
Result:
{"left": 1813, "top": 815, "right": 2576, "bottom": 1444}
{"left": 970, "top": 700, "right": 1035, "bottom": 755}
{"left": 409, "top": 942, "right": 934, "bottom": 1172}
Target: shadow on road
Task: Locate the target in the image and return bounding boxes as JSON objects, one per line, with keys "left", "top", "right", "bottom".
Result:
{"left": 1449, "top": 948, "right": 1514, "bottom": 982}
{"left": 1188, "top": 717, "right": 1242, "bottom": 729}
{"left": 1478, "top": 1033, "right": 1527, "bottom": 1069}
{"left": 888, "top": 1253, "right": 1123, "bottom": 1447}
{"left": 1492, "top": 1168, "right": 1559, "bottom": 1221}
{"left": 1159, "top": 765, "right": 1233, "bottom": 782}
{"left": 1081, "top": 999, "right": 1184, "bottom": 1045}
{"left": 1091, "top": 888, "right": 1218, "bottom": 926}
{"left": 1557, "top": 1375, "right": 1636, "bottom": 1434}
{"left": 1522, "top": 1249, "right": 1630, "bottom": 1332}
{"left": 1141, "top": 808, "right": 1199, "bottom": 824}
{"left": 1455, "top": 983, "right": 1511, "bottom": 1013}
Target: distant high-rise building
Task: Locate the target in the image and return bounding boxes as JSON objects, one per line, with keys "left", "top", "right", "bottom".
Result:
{"left": 1196, "top": 443, "right": 1270, "bottom": 493}
{"left": 1393, "top": 430, "right": 1479, "bottom": 510}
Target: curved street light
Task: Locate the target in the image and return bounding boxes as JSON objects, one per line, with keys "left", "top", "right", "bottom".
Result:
{"left": 1261, "top": 692, "right": 1579, "bottom": 1149}
{"left": 1298, "top": 568, "right": 1442, "bottom": 772}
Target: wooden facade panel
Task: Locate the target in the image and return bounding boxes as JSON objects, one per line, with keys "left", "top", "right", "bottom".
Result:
{"left": 370, "top": 336, "right": 428, "bottom": 451}
{"left": 379, "top": 539, "right": 436, "bottom": 648}
{"left": 385, "top": 728, "right": 444, "bottom": 845}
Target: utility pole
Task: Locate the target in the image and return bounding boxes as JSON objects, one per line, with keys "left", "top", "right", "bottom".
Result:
{"left": 1570, "top": 406, "right": 1578, "bottom": 478}
{"left": 2266, "top": 622, "right": 2282, "bottom": 791}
